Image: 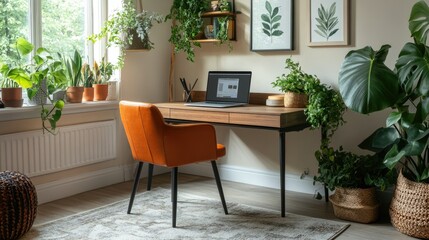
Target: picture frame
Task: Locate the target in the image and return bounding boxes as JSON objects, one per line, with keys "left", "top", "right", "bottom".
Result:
{"left": 251, "top": 0, "right": 294, "bottom": 51}
{"left": 308, "top": 0, "right": 349, "bottom": 46}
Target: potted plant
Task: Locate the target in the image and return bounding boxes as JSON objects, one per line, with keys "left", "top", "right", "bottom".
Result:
{"left": 88, "top": 0, "right": 163, "bottom": 69}
{"left": 0, "top": 37, "right": 33, "bottom": 107}
{"left": 62, "top": 50, "right": 83, "bottom": 103}
{"left": 92, "top": 59, "right": 113, "bottom": 101}
{"left": 82, "top": 63, "right": 94, "bottom": 102}
{"left": 166, "top": 0, "right": 210, "bottom": 62}
{"left": 272, "top": 58, "right": 318, "bottom": 108}
{"left": 338, "top": 1, "right": 429, "bottom": 237}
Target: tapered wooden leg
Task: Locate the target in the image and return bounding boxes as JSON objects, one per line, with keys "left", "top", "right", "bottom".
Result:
{"left": 172, "top": 167, "right": 178, "bottom": 228}
{"left": 147, "top": 164, "right": 154, "bottom": 191}
{"left": 211, "top": 161, "right": 228, "bottom": 214}
{"left": 128, "top": 162, "right": 143, "bottom": 214}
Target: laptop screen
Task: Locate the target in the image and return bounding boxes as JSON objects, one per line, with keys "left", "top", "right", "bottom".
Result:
{"left": 206, "top": 71, "right": 252, "bottom": 103}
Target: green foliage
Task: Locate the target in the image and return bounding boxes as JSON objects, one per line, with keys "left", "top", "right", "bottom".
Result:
{"left": 0, "top": 37, "right": 33, "bottom": 88}
{"left": 88, "top": 0, "right": 163, "bottom": 68}
{"left": 261, "top": 1, "right": 283, "bottom": 41}
{"left": 61, "top": 50, "right": 83, "bottom": 87}
{"left": 215, "top": 16, "right": 232, "bottom": 48}
{"left": 218, "top": 0, "right": 230, "bottom": 11}
{"left": 82, "top": 63, "right": 94, "bottom": 88}
{"left": 0, "top": 0, "right": 28, "bottom": 65}
{"left": 314, "top": 146, "right": 396, "bottom": 190}
{"left": 99, "top": 58, "right": 114, "bottom": 83}
{"left": 41, "top": 0, "right": 85, "bottom": 56}
{"left": 272, "top": 58, "right": 319, "bottom": 94}
{"left": 338, "top": 0, "right": 429, "bottom": 183}
{"left": 314, "top": 3, "right": 339, "bottom": 40}
{"left": 166, "top": 0, "right": 210, "bottom": 62}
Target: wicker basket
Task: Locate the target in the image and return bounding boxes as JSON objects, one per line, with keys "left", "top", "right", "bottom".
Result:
{"left": 0, "top": 171, "right": 38, "bottom": 240}
{"left": 390, "top": 171, "right": 429, "bottom": 239}
{"left": 283, "top": 92, "right": 308, "bottom": 108}
{"left": 329, "top": 187, "right": 379, "bottom": 223}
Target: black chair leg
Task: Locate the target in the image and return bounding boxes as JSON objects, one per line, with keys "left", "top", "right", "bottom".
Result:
{"left": 211, "top": 161, "right": 228, "bottom": 215}
{"left": 324, "top": 184, "right": 329, "bottom": 202}
{"left": 172, "top": 167, "right": 178, "bottom": 228}
{"left": 128, "top": 162, "right": 143, "bottom": 214}
{"left": 147, "top": 164, "right": 154, "bottom": 191}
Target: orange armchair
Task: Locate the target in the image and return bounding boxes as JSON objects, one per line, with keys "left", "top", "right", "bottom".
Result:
{"left": 119, "top": 101, "right": 228, "bottom": 227}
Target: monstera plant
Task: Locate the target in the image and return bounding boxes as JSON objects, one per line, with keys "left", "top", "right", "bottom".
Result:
{"left": 338, "top": 1, "right": 429, "bottom": 237}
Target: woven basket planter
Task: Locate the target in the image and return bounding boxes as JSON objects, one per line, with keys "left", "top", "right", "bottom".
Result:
{"left": 390, "top": 171, "right": 429, "bottom": 239}
{"left": 283, "top": 92, "right": 308, "bottom": 108}
{"left": 329, "top": 187, "right": 379, "bottom": 223}
{"left": 0, "top": 171, "right": 38, "bottom": 240}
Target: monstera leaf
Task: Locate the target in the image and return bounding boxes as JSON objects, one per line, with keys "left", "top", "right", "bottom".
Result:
{"left": 409, "top": 0, "right": 429, "bottom": 45}
{"left": 338, "top": 45, "right": 400, "bottom": 114}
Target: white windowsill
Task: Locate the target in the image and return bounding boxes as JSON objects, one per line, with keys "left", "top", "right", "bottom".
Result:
{"left": 0, "top": 101, "right": 119, "bottom": 122}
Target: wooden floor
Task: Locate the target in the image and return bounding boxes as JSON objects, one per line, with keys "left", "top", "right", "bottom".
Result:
{"left": 35, "top": 173, "right": 415, "bottom": 240}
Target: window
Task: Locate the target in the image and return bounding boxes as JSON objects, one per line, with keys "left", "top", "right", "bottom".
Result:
{"left": 41, "top": 0, "right": 86, "bottom": 56}
{"left": 0, "top": 0, "right": 30, "bottom": 64}
{"left": 0, "top": 0, "right": 114, "bottom": 66}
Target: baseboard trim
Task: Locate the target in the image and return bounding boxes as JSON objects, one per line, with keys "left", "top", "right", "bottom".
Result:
{"left": 36, "top": 163, "right": 170, "bottom": 204}
{"left": 179, "top": 162, "right": 324, "bottom": 195}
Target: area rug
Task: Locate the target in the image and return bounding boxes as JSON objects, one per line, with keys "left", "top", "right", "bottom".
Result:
{"left": 23, "top": 188, "right": 349, "bottom": 240}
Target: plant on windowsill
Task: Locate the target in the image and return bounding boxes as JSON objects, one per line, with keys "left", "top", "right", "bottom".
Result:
{"left": 338, "top": 1, "right": 429, "bottom": 236}
{"left": 0, "top": 37, "right": 34, "bottom": 107}
{"left": 88, "top": 0, "right": 163, "bottom": 69}
{"left": 82, "top": 63, "right": 95, "bottom": 102}
{"left": 62, "top": 50, "right": 83, "bottom": 103}
{"left": 1, "top": 37, "right": 67, "bottom": 134}
{"left": 92, "top": 59, "right": 113, "bottom": 101}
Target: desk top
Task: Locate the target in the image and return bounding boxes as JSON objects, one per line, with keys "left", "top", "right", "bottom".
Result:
{"left": 155, "top": 102, "right": 307, "bottom": 129}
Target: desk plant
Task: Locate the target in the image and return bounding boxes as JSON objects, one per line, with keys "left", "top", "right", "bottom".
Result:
{"left": 88, "top": 0, "right": 163, "bottom": 68}
{"left": 338, "top": 0, "right": 429, "bottom": 236}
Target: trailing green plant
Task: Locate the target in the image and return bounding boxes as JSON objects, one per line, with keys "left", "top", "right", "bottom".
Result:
{"left": 166, "top": 0, "right": 210, "bottom": 62}
{"left": 218, "top": 0, "right": 230, "bottom": 11}
{"left": 261, "top": 0, "right": 283, "bottom": 42}
{"left": 88, "top": 0, "right": 163, "bottom": 68}
{"left": 314, "top": 147, "right": 396, "bottom": 190}
{"left": 338, "top": 0, "right": 429, "bottom": 183}
{"left": 1, "top": 37, "right": 66, "bottom": 134}
{"left": 215, "top": 16, "right": 232, "bottom": 47}
{"left": 314, "top": 2, "right": 339, "bottom": 41}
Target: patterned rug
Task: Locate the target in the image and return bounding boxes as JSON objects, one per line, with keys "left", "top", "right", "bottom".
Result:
{"left": 23, "top": 188, "right": 349, "bottom": 240}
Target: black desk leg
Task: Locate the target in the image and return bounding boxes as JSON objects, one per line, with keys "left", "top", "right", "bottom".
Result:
{"left": 279, "top": 131, "right": 286, "bottom": 217}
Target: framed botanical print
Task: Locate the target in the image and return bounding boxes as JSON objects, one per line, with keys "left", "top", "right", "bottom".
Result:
{"left": 251, "top": 0, "right": 294, "bottom": 51}
{"left": 308, "top": 0, "right": 349, "bottom": 46}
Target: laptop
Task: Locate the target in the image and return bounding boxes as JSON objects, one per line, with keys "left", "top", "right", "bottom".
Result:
{"left": 185, "top": 71, "right": 252, "bottom": 108}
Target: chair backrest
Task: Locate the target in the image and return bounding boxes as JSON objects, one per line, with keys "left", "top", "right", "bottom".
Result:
{"left": 119, "top": 101, "right": 168, "bottom": 166}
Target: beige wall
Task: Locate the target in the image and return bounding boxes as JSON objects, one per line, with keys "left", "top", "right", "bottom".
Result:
{"left": 129, "top": 0, "right": 415, "bottom": 177}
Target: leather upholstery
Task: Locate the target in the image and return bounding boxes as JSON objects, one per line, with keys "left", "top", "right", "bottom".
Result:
{"left": 119, "top": 101, "right": 226, "bottom": 167}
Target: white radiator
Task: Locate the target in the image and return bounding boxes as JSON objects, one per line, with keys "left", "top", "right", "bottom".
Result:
{"left": 0, "top": 120, "right": 117, "bottom": 177}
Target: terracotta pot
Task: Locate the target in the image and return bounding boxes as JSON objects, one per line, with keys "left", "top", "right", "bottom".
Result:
{"left": 66, "top": 86, "right": 84, "bottom": 103}
{"left": 390, "top": 171, "right": 429, "bottom": 239}
{"left": 1, "top": 87, "right": 23, "bottom": 107}
{"left": 83, "top": 87, "right": 94, "bottom": 102}
{"left": 329, "top": 187, "right": 379, "bottom": 223}
{"left": 283, "top": 92, "right": 308, "bottom": 108}
{"left": 93, "top": 84, "right": 108, "bottom": 101}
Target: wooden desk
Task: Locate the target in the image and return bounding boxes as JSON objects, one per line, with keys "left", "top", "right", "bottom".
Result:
{"left": 155, "top": 102, "right": 308, "bottom": 217}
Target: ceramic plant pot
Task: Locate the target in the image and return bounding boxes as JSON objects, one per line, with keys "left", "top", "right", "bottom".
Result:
{"left": 83, "top": 87, "right": 94, "bottom": 102}
{"left": 93, "top": 84, "right": 108, "bottom": 101}
{"left": 66, "top": 86, "right": 84, "bottom": 103}
{"left": 1, "top": 87, "right": 23, "bottom": 107}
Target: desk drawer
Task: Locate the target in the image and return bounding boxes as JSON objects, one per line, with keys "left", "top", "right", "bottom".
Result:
{"left": 170, "top": 109, "right": 229, "bottom": 123}
{"left": 230, "top": 113, "right": 280, "bottom": 128}
{"left": 158, "top": 107, "right": 171, "bottom": 118}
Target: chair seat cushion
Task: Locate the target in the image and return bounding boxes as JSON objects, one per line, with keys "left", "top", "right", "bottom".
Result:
{"left": 217, "top": 144, "right": 226, "bottom": 158}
